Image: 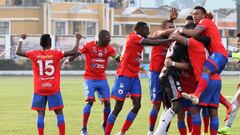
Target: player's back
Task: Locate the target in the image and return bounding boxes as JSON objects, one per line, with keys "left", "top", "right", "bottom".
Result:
{"left": 198, "top": 18, "right": 228, "bottom": 57}
{"left": 26, "top": 49, "right": 64, "bottom": 95}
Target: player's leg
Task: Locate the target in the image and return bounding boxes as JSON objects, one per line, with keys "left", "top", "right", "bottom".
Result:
{"left": 154, "top": 75, "right": 182, "bottom": 135}
{"left": 96, "top": 80, "right": 111, "bottom": 131}
{"left": 219, "top": 85, "right": 240, "bottom": 134}
{"left": 208, "top": 107, "right": 219, "bottom": 135}
{"left": 32, "top": 93, "right": 47, "bottom": 135}
{"left": 119, "top": 96, "right": 141, "bottom": 134}
{"left": 54, "top": 109, "right": 65, "bottom": 135}
{"left": 190, "top": 105, "right": 201, "bottom": 135}
{"left": 148, "top": 71, "right": 162, "bottom": 134}
{"left": 37, "top": 110, "right": 45, "bottom": 135}
{"left": 186, "top": 111, "right": 192, "bottom": 133}
{"left": 219, "top": 94, "right": 235, "bottom": 121}
{"left": 81, "top": 80, "right": 96, "bottom": 134}
{"left": 177, "top": 109, "right": 187, "bottom": 135}
{"left": 48, "top": 91, "right": 65, "bottom": 135}
{"left": 105, "top": 100, "right": 124, "bottom": 135}
{"left": 202, "top": 107, "right": 209, "bottom": 134}
{"left": 105, "top": 76, "right": 129, "bottom": 135}
{"left": 119, "top": 78, "right": 142, "bottom": 135}
{"left": 182, "top": 53, "right": 227, "bottom": 104}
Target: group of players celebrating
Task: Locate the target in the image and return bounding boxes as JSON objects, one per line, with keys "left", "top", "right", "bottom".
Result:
{"left": 15, "top": 5, "right": 240, "bottom": 135}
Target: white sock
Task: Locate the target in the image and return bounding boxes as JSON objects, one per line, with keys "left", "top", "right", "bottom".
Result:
{"left": 154, "top": 108, "right": 175, "bottom": 135}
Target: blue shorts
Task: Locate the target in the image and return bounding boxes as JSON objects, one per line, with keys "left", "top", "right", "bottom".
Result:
{"left": 149, "top": 71, "right": 163, "bottom": 104}
{"left": 180, "top": 99, "right": 192, "bottom": 111}
{"left": 32, "top": 91, "right": 64, "bottom": 110}
{"left": 111, "top": 76, "right": 141, "bottom": 101}
{"left": 204, "top": 52, "right": 228, "bottom": 74}
{"left": 84, "top": 79, "right": 110, "bottom": 102}
{"left": 198, "top": 79, "right": 222, "bottom": 107}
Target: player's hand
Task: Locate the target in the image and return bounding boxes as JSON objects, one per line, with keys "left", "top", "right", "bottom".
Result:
{"left": 139, "top": 66, "right": 148, "bottom": 75}
{"left": 20, "top": 34, "right": 27, "bottom": 40}
{"left": 164, "top": 58, "right": 173, "bottom": 67}
{"left": 61, "top": 59, "right": 71, "bottom": 69}
{"left": 75, "top": 33, "right": 82, "bottom": 40}
{"left": 206, "top": 12, "right": 214, "bottom": 20}
{"left": 170, "top": 8, "right": 178, "bottom": 21}
{"left": 169, "top": 30, "right": 180, "bottom": 40}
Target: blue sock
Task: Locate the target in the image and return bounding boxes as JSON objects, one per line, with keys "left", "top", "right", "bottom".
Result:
{"left": 178, "top": 120, "right": 186, "bottom": 129}
{"left": 210, "top": 116, "right": 219, "bottom": 132}
{"left": 57, "top": 114, "right": 65, "bottom": 126}
{"left": 192, "top": 114, "right": 201, "bottom": 126}
{"left": 37, "top": 115, "right": 44, "bottom": 128}
{"left": 149, "top": 109, "right": 159, "bottom": 131}
{"left": 107, "top": 113, "right": 116, "bottom": 124}
{"left": 126, "top": 111, "right": 136, "bottom": 122}
{"left": 83, "top": 103, "right": 93, "bottom": 129}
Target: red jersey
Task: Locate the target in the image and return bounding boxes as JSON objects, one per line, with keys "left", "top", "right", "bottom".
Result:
{"left": 197, "top": 18, "right": 228, "bottom": 57}
{"left": 79, "top": 41, "right": 116, "bottom": 80}
{"left": 26, "top": 49, "right": 64, "bottom": 95}
{"left": 188, "top": 38, "right": 208, "bottom": 81}
{"left": 180, "top": 68, "right": 197, "bottom": 94}
{"left": 149, "top": 45, "right": 169, "bottom": 72}
{"left": 116, "top": 32, "right": 144, "bottom": 78}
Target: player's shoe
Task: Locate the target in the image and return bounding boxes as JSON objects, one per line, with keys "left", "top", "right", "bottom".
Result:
{"left": 147, "top": 131, "right": 154, "bottom": 135}
{"left": 181, "top": 92, "right": 199, "bottom": 105}
{"left": 102, "top": 122, "right": 106, "bottom": 132}
{"left": 80, "top": 128, "right": 88, "bottom": 135}
{"left": 224, "top": 104, "right": 238, "bottom": 121}
{"left": 218, "top": 126, "right": 231, "bottom": 135}
{"left": 116, "top": 131, "right": 125, "bottom": 135}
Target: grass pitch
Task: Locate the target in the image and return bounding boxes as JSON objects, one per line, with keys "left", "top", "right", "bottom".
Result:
{"left": 0, "top": 75, "right": 240, "bottom": 135}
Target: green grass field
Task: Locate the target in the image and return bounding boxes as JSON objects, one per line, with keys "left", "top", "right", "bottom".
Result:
{"left": 0, "top": 76, "right": 240, "bottom": 135}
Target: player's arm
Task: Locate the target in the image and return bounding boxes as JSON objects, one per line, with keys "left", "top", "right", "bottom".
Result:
{"left": 140, "top": 38, "right": 173, "bottom": 46}
{"left": 152, "top": 28, "right": 177, "bottom": 38}
{"left": 164, "top": 58, "right": 190, "bottom": 70}
{"left": 179, "top": 25, "right": 205, "bottom": 37}
{"left": 169, "top": 32, "right": 188, "bottom": 46}
{"left": 111, "top": 53, "right": 120, "bottom": 63}
{"left": 63, "top": 33, "right": 82, "bottom": 57}
{"left": 15, "top": 34, "right": 27, "bottom": 57}
{"left": 169, "top": 8, "right": 178, "bottom": 22}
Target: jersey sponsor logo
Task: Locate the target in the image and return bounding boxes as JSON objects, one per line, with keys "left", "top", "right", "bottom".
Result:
{"left": 41, "top": 82, "right": 52, "bottom": 88}
{"left": 120, "top": 83, "right": 124, "bottom": 88}
{"left": 92, "top": 58, "right": 105, "bottom": 63}
{"left": 118, "top": 89, "right": 123, "bottom": 94}
{"left": 98, "top": 52, "right": 103, "bottom": 57}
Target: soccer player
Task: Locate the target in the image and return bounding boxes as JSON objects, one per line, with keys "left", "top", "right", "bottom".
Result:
{"left": 218, "top": 33, "right": 240, "bottom": 135}
{"left": 177, "top": 6, "right": 228, "bottom": 105}
{"left": 169, "top": 31, "right": 222, "bottom": 135}
{"left": 62, "top": 30, "right": 120, "bottom": 135}
{"left": 104, "top": 22, "right": 173, "bottom": 135}
{"left": 15, "top": 33, "right": 82, "bottom": 135}
{"left": 147, "top": 20, "right": 174, "bottom": 135}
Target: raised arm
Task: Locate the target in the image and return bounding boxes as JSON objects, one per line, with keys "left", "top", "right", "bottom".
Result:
{"left": 63, "top": 33, "right": 82, "bottom": 57}
{"left": 140, "top": 38, "right": 173, "bottom": 46}
{"left": 15, "top": 34, "right": 27, "bottom": 57}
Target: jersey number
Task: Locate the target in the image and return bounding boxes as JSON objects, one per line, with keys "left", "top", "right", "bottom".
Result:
{"left": 37, "top": 60, "right": 55, "bottom": 76}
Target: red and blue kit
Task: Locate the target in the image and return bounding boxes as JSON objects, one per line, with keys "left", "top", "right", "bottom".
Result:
{"left": 112, "top": 32, "right": 144, "bottom": 101}
{"left": 26, "top": 49, "right": 64, "bottom": 110}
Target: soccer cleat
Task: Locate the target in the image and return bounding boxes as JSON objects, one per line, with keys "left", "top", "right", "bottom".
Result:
{"left": 218, "top": 126, "right": 231, "bottom": 135}
{"left": 116, "top": 131, "right": 125, "bottom": 135}
{"left": 181, "top": 92, "right": 199, "bottom": 105}
{"left": 80, "top": 128, "right": 88, "bottom": 135}
{"left": 224, "top": 104, "right": 238, "bottom": 121}
{"left": 147, "top": 131, "right": 154, "bottom": 135}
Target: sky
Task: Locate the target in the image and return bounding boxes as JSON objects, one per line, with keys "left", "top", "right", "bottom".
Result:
{"left": 135, "top": 0, "right": 236, "bottom": 10}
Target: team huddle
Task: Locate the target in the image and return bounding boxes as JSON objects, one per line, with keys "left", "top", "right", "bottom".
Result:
{"left": 15, "top": 6, "right": 240, "bottom": 135}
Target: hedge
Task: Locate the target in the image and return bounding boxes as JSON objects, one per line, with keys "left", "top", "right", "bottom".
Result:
{"left": 0, "top": 59, "right": 239, "bottom": 71}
